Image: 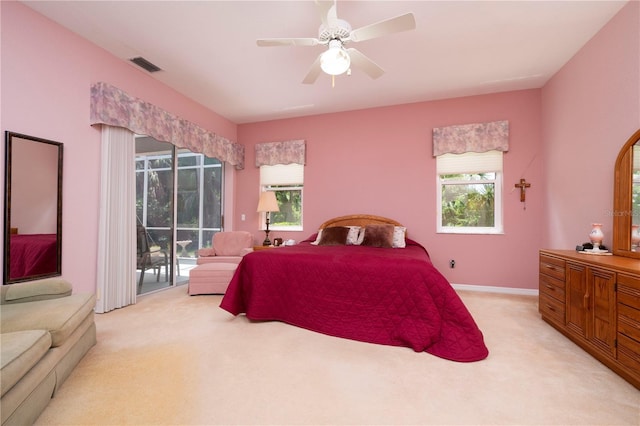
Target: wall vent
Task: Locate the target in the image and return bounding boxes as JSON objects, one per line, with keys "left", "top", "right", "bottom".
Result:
{"left": 129, "top": 57, "right": 162, "bottom": 73}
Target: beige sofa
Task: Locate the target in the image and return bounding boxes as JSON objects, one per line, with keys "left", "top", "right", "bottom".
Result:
{"left": 0, "top": 278, "right": 96, "bottom": 426}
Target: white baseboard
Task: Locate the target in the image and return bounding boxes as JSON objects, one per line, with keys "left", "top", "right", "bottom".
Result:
{"left": 451, "top": 283, "right": 539, "bottom": 296}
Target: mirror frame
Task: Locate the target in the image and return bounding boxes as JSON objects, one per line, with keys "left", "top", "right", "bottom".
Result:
{"left": 4, "top": 131, "right": 63, "bottom": 284}
{"left": 613, "top": 128, "right": 640, "bottom": 259}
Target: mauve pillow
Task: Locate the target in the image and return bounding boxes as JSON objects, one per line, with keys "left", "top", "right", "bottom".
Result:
{"left": 318, "top": 226, "right": 350, "bottom": 246}
{"left": 361, "top": 224, "right": 394, "bottom": 248}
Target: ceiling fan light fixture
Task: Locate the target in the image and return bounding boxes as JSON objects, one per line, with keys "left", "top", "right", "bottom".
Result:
{"left": 320, "top": 39, "right": 350, "bottom": 76}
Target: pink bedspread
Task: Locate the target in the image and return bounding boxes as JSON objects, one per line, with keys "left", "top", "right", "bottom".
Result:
{"left": 9, "top": 234, "right": 58, "bottom": 280}
{"left": 220, "top": 239, "right": 489, "bottom": 362}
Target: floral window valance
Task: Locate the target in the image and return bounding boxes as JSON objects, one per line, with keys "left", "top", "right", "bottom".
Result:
{"left": 255, "top": 139, "right": 306, "bottom": 167}
{"left": 432, "top": 120, "right": 509, "bottom": 157}
{"left": 90, "top": 82, "right": 245, "bottom": 169}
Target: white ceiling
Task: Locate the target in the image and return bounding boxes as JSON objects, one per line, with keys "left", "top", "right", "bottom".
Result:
{"left": 23, "top": 1, "right": 627, "bottom": 124}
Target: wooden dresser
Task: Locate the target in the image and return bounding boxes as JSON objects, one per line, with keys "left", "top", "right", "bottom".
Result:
{"left": 539, "top": 249, "right": 640, "bottom": 389}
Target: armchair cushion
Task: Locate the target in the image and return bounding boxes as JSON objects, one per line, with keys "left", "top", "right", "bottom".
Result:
{"left": 213, "top": 231, "right": 253, "bottom": 256}
{"left": 197, "top": 231, "right": 253, "bottom": 265}
{"left": 198, "top": 247, "right": 216, "bottom": 257}
{"left": 198, "top": 231, "right": 253, "bottom": 256}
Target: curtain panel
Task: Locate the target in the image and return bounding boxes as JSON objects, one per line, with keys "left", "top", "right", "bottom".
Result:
{"left": 90, "top": 82, "right": 245, "bottom": 169}
{"left": 95, "top": 125, "right": 137, "bottom": 313}
{"left": 255, "top": 139, "right": 306, "bottom": 167}
{"left": 432, "top": 120, "right": 509, "bottom": 156}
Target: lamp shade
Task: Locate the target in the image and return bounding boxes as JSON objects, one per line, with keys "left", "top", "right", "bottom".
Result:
{"left": 257, "top": 191, "right": 280, "bottom": 213}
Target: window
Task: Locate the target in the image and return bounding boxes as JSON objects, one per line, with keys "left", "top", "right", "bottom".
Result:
{"left": 260, "top": 164, "right": 304, "bottom": 231}
{"left": 436, "top": 150, "right": 503, "bottom": 234}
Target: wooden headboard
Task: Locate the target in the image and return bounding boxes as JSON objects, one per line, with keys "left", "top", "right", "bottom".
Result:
{"left": 319, "top": 214, "right": 403, "bottom": 229}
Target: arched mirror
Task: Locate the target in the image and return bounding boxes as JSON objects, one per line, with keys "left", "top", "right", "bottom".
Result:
{"left": 3, "top": 132, "right": 63, "bottom": 284}
{"left": 613, "top": 128, "right": 640, "bottom": 259}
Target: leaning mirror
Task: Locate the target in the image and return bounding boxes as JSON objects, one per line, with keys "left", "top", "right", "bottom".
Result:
{"left": 613, "top": 128, "right": 640, "bottom": 259}
{"left": 4, "top": 132, "right": 63, "bottom": 284}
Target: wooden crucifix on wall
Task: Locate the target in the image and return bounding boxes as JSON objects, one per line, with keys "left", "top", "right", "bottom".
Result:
{"left": 515, "top": 178, "right": 531, "bottom": 208}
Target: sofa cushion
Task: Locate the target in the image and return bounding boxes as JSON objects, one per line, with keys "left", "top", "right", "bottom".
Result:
{"left": 0, "top": 330, "right": 51, "bottom": 397}
{"left": 1, "top": 278, "right": 72, "bottom": 305}
{"left": 0, "top": 293, "right": 96, "bottom": 347}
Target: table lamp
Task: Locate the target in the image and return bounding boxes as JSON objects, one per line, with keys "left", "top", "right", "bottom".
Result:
{"left": 257, "top": 191, "right": 280, "bottom": 246}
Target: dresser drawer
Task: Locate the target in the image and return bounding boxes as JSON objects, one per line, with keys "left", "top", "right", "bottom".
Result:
{"left": 618, "top": 303, "right": 640, "bottom": 342}
{"left": 539, "top": 273, "right": 565, "bottom": 302}
{"left": 618, "top": 274, "right": 640, "bottom": 308}
{"left": 539, "top": 254, "right": 565, "bottom": 281}
{"left": 539, "top": 292, "right": 565, "bottom": 325}
{"left": 618, "top": 333, "right": 640, "bottom": 380}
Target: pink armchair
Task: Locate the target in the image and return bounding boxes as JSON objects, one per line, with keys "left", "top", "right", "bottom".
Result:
{"left": 196, "top": 231, "right": 253, "bottom": 265}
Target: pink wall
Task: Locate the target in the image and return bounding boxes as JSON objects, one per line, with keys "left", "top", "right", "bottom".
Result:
{"left": 237, "top": 90, "right": 544, "bottom": 290}
{"left": 541, "top": 1, "right": 640, "bottom": 250}
{"left": 1, "top": 1, "right": 237, "bottom": 293}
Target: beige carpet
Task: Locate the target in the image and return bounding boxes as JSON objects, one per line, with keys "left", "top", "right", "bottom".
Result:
{"left": 35, "top": 286, "right": 639, "bottom": 425}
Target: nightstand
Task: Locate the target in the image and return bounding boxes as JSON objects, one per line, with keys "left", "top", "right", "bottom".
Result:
{"left": 253, "top": 245, "right": 275, "bottom": 251}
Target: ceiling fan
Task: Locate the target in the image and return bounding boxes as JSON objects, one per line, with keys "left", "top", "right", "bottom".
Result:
{"left": 256, "top": 0, "right": 416, "bottom": 84}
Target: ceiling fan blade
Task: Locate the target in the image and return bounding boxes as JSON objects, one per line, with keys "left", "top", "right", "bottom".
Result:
{"left": 349, "top": 13, "right": 416, "bottom": 43}
{"left": 302, "top": 54, "right": 323, "bottom": 84}
{"left": 257, "top": 38, "right": 320, "bottom": 47}
{"left": 346, "top": 48, "right": 385, "bottom": 79}
{"left": 316, "top": 0, "right": 337, "bottom": 27}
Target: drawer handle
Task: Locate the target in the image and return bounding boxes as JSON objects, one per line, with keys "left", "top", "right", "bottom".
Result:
{"left": 545, "top": 265, "right": 556, "bottom": 270}
{"left": 545, "top": 284, "right": 555, "bottom": 291}
{"left": 545, "top": 304, "right": 556, "bottom": 312}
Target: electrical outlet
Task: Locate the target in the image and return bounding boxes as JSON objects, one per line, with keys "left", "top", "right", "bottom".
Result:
{"left": 449, "top": 259, "right": 456, "bottom": 268}
{"left": 241, "top": 214, "right": 246, "bottom": 221}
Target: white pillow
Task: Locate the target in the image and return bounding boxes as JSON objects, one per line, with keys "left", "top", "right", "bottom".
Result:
{"left": 310, "top": 229, "right": 323, "bottom": 245}
{"left": 346, "top": 226, "right": 361, "bottom": 245}
{"left": 392, "top": 226, "right": 407, "bottom": 248}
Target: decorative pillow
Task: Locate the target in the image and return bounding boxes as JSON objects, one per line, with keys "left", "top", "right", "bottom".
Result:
{"left": 361, "top": 224, "right": 394, "bottom": 248}
{"left": 393, "top": 226, "right": 407, "bottom": 248}
{"left": 318, "top": 226, "right": 350, "bottom": 246}
{"left": 310, "top": 229, "right": 323, "bottom": 245}
{"left": 346, "top": 226, "right": 361, "bottom": 245}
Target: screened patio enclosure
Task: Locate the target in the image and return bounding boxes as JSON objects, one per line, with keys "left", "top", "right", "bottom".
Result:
{"left": 135, "top": 136, "right": 223, "bottom": 294}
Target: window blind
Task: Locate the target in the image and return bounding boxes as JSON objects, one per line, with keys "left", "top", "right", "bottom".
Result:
{"left": 436, "top": 150, "right": 503, "bottom": 175}
{"left": 260, "top": 163, "right": 304, "bottom": 185}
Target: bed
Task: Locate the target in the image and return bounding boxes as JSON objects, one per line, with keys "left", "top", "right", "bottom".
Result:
{"left": 220, "top": 214, "right": 489, "bottom": 362}
{"left": 9, "top": 234, "right": 58, "bottom": 280}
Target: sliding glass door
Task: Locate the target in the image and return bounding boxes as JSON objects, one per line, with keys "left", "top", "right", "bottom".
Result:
{"left": 175, "top": 150, "right": 224, "bottom": 283}
{"left": 135, "top": 136, "right": 223, "bottom": 294}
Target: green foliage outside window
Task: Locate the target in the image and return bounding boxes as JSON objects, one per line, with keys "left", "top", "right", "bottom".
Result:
{"left": 269, "top": 186, "right": 302, "bottom": 227}
{"left": 441, "top": 173, "right": 495, "bottom": 227}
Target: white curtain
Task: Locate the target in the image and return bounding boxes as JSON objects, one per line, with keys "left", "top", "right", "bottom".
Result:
{"left": 95, "top": 125, "right": 137, "bottom": 313}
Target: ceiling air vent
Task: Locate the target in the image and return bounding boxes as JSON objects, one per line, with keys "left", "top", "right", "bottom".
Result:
{"left": 129, "top": 57, "right": 162, "bottom": 73}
